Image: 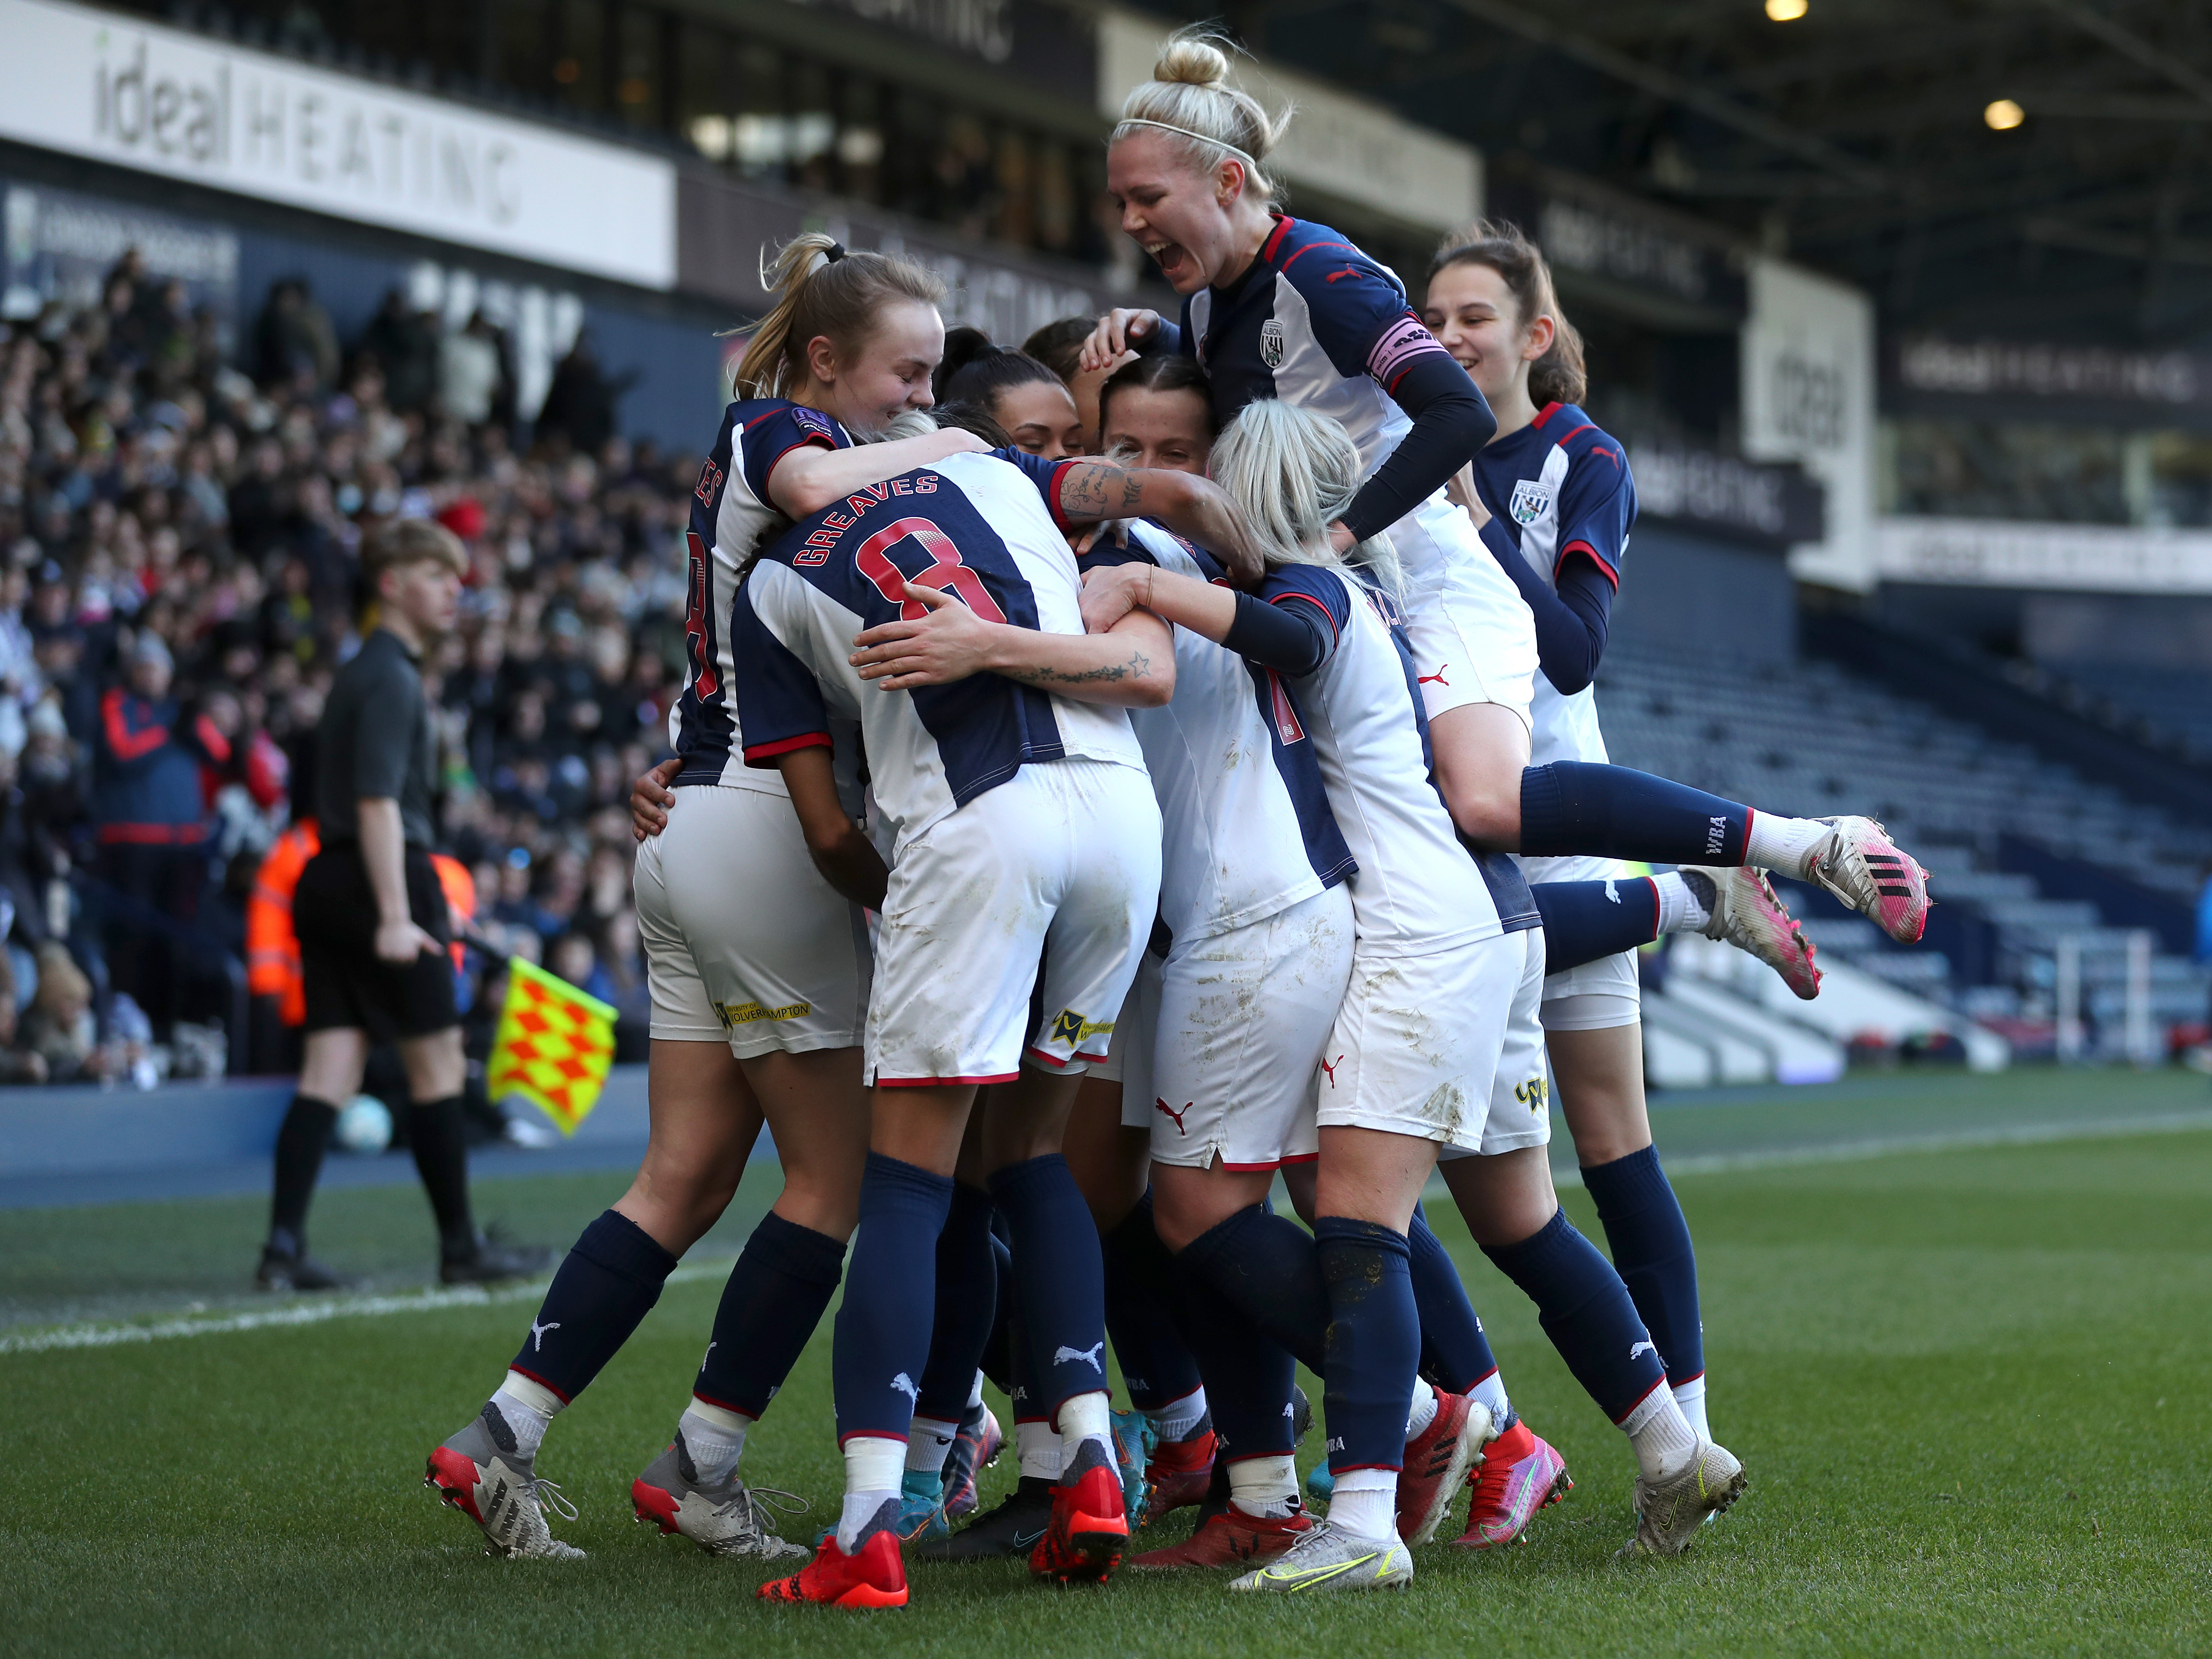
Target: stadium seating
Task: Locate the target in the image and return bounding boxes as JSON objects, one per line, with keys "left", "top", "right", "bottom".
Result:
{"left": 1594, "top": 637, "right": 2212, "bottom": 1067}
{"left": 2046, "top": 661, "right": 2212, "bottom": 767}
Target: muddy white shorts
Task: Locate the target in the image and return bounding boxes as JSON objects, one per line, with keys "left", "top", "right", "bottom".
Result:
{"left": 1318, "top": 927, "right": 1549, "bottom": 1154}
{"left": 1108, "top": 885, "right": 1355, "bottom": 1171}
{"left": 1395, "top": 508, "right": 1538, "bottom": 730}
{"left": 867, "top": 757, "right": 1161, "bottom": 1087}
{"left": 633, "top": 782, "right": 870, "bottom": 1058}
{"left": 1516, "top": 851, "right": 1644, "bottom": 1030}
{"left": 1437, "top": 929, "right": 1553, "bottom": 1160}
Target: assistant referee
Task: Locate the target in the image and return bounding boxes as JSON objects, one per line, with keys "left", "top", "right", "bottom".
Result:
{"left": 257, "top": 519, "right": 546, "bottom": 1290}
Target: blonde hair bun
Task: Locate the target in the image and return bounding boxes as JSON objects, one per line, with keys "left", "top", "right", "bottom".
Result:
{"left": 1154, "top": 35, "right": 1230, "bottom": 89}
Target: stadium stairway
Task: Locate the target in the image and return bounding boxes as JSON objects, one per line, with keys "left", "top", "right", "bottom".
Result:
{"left": 1592, "top": 633, "right": 2212, "bottom": 1075}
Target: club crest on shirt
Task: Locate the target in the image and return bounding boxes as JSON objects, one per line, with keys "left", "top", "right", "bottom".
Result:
{"left": 1509, "top": 479, "right": 1555, "bottom": 526}
{"left": 1260, "top": 319, "right": 1287, "bottom": 369}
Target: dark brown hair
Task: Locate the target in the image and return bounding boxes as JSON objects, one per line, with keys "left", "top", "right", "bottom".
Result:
{"left": 733, "top": 233, "right": 947, "bottom": 400}
{"left": 934, "top": 327, "right": 1067, "bottom": 413}
{"left": 1021, "top": 317, "right": 1095, "bottom": 382}
{"left": 1096, "top": 354, "right": 1217, "bottom": 437}
{"left": 1428, "top": 219, "right": 1587, "bottom": 409}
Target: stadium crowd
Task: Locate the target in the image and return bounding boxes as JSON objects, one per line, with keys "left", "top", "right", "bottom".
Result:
{"left": 0, "top": 256, "right": 676, "bottom": 1086}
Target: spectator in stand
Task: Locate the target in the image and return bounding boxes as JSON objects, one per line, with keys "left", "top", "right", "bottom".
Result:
{"left": 252, "top": 278, "right": 342, "bottom": 396}
{"left": 0, "top": 951, "right": 49, "bottom": 1083}
{"left": 536, "top": 332, "right": 637, "bottom": 456}
{"left": 439, "top": 312, "right": 506, "bottom": 427}
{"left": 359, "top": 289, "right": 440, "bottom": 414}
{"left": 92, "top": 631, "right": 227, "bottom": 1034}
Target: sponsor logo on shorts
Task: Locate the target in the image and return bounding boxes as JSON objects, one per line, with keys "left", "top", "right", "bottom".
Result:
{"left": 1154, "top": 1098, "right": 1193, "bottom": 1135}
{"left": 1509, "top": 478, "right": 1555, "bottom": 526}
{"left": 1048, "top": 1008, "right": 1114, "bottom": 1048}
{"left": 1514, "top": 1075, "right": 1549, "bottom": 1115}
{"left": 717, "top": 999, "right": 812, "bottom": 1030}
{"left": 1320, "top": 1053, "right": 1343, "bottom": 1088}
{"left": 1417, "top": 664, "right": 1449, "bottom": 686}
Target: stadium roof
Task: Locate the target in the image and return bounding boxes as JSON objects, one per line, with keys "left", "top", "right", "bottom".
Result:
{"left": 1175, "top": 0, "right": 2212, "bottom": 344}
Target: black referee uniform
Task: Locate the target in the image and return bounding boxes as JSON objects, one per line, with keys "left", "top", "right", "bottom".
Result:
{"left": 294, "top": 628, "right": 456, "bottom": 1039}
{"left": 260, "top": 626, "right": 540, "bottom": 1289}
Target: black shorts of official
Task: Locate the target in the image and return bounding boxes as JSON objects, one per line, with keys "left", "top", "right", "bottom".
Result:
{"left": 295, "top": 843, "right": 458, "bottom": 1041}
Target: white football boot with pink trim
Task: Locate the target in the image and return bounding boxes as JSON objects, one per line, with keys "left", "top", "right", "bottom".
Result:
{"left": 1801, "top": 817, "right": 1931, "bottom": 945}
{"left": 1686, "top": 866, "right": 1822, "bottom": 1000}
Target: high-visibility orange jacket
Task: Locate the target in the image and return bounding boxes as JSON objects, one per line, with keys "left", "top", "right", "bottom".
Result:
{"left": 248, "top": 825, "right": 478, "bottom": 1029}
{"left": 246, "top": 820, "right": 319, "bottom": 1026}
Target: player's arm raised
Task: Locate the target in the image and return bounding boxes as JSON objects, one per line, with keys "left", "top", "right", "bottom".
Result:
{"left": 1050, "top": 460, "right": 1266, "bottom": 588}
{"left": 850, "top": 582, "right": 1175, "bottom": 707}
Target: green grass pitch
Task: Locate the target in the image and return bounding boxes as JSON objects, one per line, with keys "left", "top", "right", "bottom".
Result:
{"left": 4, "top": 1069, "right": 2210, "bottom": 1656}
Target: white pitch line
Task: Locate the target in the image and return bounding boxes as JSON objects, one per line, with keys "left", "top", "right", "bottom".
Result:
{"left": 0, "top": 1257, "right": 735, "bottom": 1357}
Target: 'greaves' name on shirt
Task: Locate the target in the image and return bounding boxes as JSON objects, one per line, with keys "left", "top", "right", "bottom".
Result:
{"left": 792, "top": 473, "right": 941, "bottom": 566}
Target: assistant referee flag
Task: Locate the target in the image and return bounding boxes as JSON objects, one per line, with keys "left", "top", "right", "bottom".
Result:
{"left": 486, "top": 959, "right": 617, "bottom": 1135}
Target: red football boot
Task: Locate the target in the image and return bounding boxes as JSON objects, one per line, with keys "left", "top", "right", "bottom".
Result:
{"left": 1129, "top": 1503, "right": 1312, "bottom": 1569}
{"left": 1028, "top": 1442, "right": 1129, "bottom": 1585}
{"left": 1452, "top": 1417, "right": 1572, "bottom": 1549}
{"left": 1143, "top": 1426, "right": 1219, "bottom": 1519}
{"left": 1394, "top": 1389, "right": 1491, "bottom": 1545}
{"left": 757, "top": 1528, "right": 909, "bottom": 1608}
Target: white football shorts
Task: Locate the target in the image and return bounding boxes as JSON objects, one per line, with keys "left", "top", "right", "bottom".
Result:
{"left": 867, "top": 757, "right": 1161, "bottom": 1087}
{"left": 1396, "top": 503, "right": 1538, "bottom": 731}
{"left": 1319, "top": 927, "right": 1550, "bottom": 1155}
{"left": 1438, "top": 929, "right": 1553, "bottom": 1160}
{"left": 1516, "top": 851, "right": 1644, "bottom": 1030}
{"left": 1110, "top": 884, "right": 1355, "bottom": 1171}
{"left": 633, "top": 782, "right": 870, "bottom": 1058}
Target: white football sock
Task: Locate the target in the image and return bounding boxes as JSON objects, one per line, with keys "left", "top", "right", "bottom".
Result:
{"left": 1672, "top": 1375, "right": 1710, "bottom": 1441}
{"left": 907, "top": 1416, "right": 958, "bottom": 1476}
{"left": 1226, "top": 1454, "right": 1299, "bottom": 1519}
{"left": 1056, "top": 1390, "right": 1113, "bottom": 1473}
{"left": 835, "top": 1436, "right": 905, "bottom": 1551}
{"left": 1468, "top": 1371, "right": 1510, "bottom": 1430}
{"left": 1743, "top": 812, "right": 1830, "bottom": 880}
{"left": 1621, "top": 1384, "right": 1699, "bottom": 1484}
{"left": 1403, "top": 1377, "right": 1438, "bottom": 1442}
{"left": 1326, "top": 1469, "right": 1397, "bottom": 1542}
{"left": 492, "top": 1371, "right": 563, "bottom": 1458}
{"left": 679, "top": 1398, "right": 752, "bottom": 1484}
{"left": 1149, "top": 1384, "right": 1209, "bottom": 1445}
{"left": 1652, "top": 870, "right": 1712, "bottom": 935}
{"left": 1016, "top": 1419, "right": 1061, "bottom": 1482}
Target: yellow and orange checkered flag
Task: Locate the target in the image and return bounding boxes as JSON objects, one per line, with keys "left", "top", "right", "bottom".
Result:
{"left": 485, "top": 958, "right": 618, "bottom": 1135}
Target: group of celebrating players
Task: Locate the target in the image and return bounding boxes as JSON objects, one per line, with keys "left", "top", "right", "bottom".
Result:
{"left": 420, "top": 31, "right": 1933, "bottom": 1602}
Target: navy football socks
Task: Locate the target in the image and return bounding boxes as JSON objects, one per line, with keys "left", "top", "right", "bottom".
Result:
{"left": 1102, "top": 1194, "right": 1204, "bottom": 1413}
{"left": 1483, "top": 1209, "right": 1668, "bottom": 1424}
{"left": 1179, "top": 1268, "right": 1297, "bottom": 1460}
{"left": 693, "top": 1210, "right": 846, "bottom": 1418}
{"left": 1520, "top": 762, "right": 1749, "bottom": 867}
{"left": 1313, "top": 1216, "right": 1420, "bottom": 1474}
{"left": 832, "top": 1152, "right": 953, "bottom": 1442}
{"left": 1177, "top": 1201, "right": 1330, "bottom": 1374}
{"left": 1582, "top": 1145, "right": 1706, "bottom": 1390}
{"left": 1408, "top": 1202, "right": 1500, "bottom": 1396}
{"left": 987, "top": 1155, "right": 1112, "bottom": 1423}
{"left": 915, "top": 1182, "right": 1000, "bottom": 1423}
{"left": 1530, "top": 877, "right": 1663, "bottom": 975}
{"left": 507, "top": 1208, "right": 677, "bottom": 1402}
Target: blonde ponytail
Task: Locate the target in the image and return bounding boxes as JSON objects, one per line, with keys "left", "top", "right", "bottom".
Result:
{"left": 1211, "top": 400, "right": 1402, "bottom": 602}
{"left": 1112, "top": 27, "right": 1289, "bottom": 202}
{"left": 730, "top": 233, "right": 948, "bottom": 406}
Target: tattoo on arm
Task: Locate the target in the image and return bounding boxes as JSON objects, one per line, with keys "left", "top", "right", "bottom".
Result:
{"left": 1060, "top": 462, "right": 1140, "bottom": 522}
{"left": 999, "top": 648, "right": 1153, "bottom": 689}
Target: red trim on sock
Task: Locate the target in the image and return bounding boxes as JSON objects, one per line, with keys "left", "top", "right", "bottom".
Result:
{"left": 688, "top": 1389, "right": 759, "bottom": 1419}
{"left": 1327, "top": 1462, "right": 1403, "bottom": 1475}
{"left": 1670, "top": 1371, "right": 1706, "bottom": 1387}
{"left": 1467, "top": 1365, "right": 1501, "bottom": 1387}
{"left": 1611, "top": 1374, "right": 1670, "bottom": 1428}
{"left": 506, "top": 1365, "right": 571, "bottom": 1405}
{"left": 1739, "top": 805, "right": 1757, "bottom": 866}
